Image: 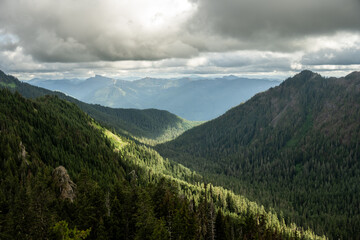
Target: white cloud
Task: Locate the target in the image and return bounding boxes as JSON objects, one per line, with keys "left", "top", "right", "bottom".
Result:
{"left": 0, "top": 0, "right": 197, "bottom": 62}
{"left": 0, "top": 0, "right": 359, "bottom": 79}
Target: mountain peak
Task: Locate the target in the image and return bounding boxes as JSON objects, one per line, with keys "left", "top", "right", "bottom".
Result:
{"left": 92, "top": 74, "right": 113, "bottom": 80}
{"left": 282, "top": 70, "right": 320, "bottom": 88}
{"left": 297, "top": 70, "right": 317, "bottom": 78}
{"left": 345, "top": 71, "right": 360, "bottom": 80}
{"left": 222, "top": 75, "right": 239, "bottom": 80}
{"left": 0, "top": 69, "right": 20, "bottom": 85}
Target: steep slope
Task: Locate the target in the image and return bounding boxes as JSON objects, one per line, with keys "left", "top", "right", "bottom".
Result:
{"left": 89, "top": 105, "right": 200, "bottom": 144}
{"left": 29, "top": 75, "right": 280, "bottom": 120}
{"left": 0, "top": 89, "right": 323, "bottom": 239}
{"left": 0, "top": 70, "right": 198, "bottom": 143}
{"left": 157, "top": 70, "right": 360, "bottom": 239}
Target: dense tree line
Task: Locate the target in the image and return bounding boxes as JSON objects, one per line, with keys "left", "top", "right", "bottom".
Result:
{"left": 158, "top": 71, "right": 360, "bottom": 239}
{"left": 0, "top": 89, "right": 325, "bottom": 239}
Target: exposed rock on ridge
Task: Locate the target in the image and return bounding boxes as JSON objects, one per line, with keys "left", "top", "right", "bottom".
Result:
{"left": 53, "top": 166, "right": 76, "bottom": 202}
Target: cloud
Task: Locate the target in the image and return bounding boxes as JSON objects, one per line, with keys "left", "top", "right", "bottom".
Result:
{"left": 0, "top": 0, "right": 359, "bottom": 79}
{"left": 300, "top": 33, "right": 360, "bottom": 66}
{"left": 207, "top": 51, "right": 293, "bottom": 69}
{"left": 0, "top": 0, "right": 197, "bottom": 62}
{"left": 186, "top": 0, "right": 360, "bottom": 52}
{"left": 1, "top": 0, "right": 360, "bottom": 63}
{"left": 302, "top": 48, "right": 360, "bottom": 66}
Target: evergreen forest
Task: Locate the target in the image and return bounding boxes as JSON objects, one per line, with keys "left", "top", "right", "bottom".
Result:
{"left": 0, "top": 83, "right": 324, "bottom": 239}
{"left": 157, "top": 70, "right": 360, "bottom": 239}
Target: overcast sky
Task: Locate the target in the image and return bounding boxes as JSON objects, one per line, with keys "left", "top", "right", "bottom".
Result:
{"left": 0, "top": 0, "right": 359, "bottom": 80}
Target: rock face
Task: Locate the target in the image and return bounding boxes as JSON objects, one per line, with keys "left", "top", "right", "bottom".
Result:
{"left": 52, "top": 166, "right": 76, "bottom": 202}
{"left": 19, "top": 141, "right": 27, "bottom": 160}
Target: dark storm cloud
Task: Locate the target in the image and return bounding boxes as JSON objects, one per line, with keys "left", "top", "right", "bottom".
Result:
{"left": 0, "top": 0, "right": 360, "bottom": 80}
{"left": 1, "top": 0, "right": 360, "bottom": 63}
{"left": 208, "top": 52, "right": 291, "bottom": 69}
{"left": 0, "top": 42, "right": 17, "bottom": 52}
{"left": 186, "top": 0, "right": 360, "bottom": 51}
{"left": 0, "top": 0, "right": 198, "bottom": 63}
{"left": 302, "top": 47, "right": 360, "bottom": 65}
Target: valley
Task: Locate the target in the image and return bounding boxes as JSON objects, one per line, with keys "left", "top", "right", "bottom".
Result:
{"left": 1, "top": 0, "right": 358, "bottom": 238}
{"left": 0, "top": 71, "right": 324, "bottom": 239}
{"left": 157, "top": 70, "right": 360, "bottom": 239}
{"left": 1, "top": 69, "right": 359, "bottom": 239}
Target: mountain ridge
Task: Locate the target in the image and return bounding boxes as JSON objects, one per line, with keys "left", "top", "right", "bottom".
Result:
{"left": 0, "top": 81, "right": 324, "bottom": 240}
{"left": 28, "top": 74, "right": 280, "bottom": 120}
{"left": 157, "top": 70, "right": 360, "bottom": 239}
{"left": 0, "top": 70, "right": 199, "bottom": 144}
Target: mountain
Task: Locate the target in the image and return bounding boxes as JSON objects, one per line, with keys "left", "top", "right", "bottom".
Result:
{"left": 0, "top": 87, "right": 323, "bottom": 239}
{"left": 28, "top": 75, "right": 113, "bottom": 100}
{"left": 1, "top": 70, "right": 199, "bottom": 144}
{"left": 157, "top": 70, "right": 360, "bottom": 239}
{"left": 28, "top": 75, "right": 280, "bottom": 121}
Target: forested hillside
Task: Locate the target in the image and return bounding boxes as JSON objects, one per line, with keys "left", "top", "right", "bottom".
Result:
{"left": 0, "top": 89, "right": 325, "bottom": 239}
{"left": 0, "top": 70, "right": 199, "bottom": 144}
{"left": 157, "top": 70, "right": 360, "bottom": 239}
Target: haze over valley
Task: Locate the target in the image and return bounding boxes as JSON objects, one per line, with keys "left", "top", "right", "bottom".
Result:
{"left": 28, "top": 75, "right": 280, "bottom": 121}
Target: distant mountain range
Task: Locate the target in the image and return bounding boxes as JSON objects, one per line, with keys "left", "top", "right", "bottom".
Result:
{"left": 0, "top": 70, "right": 199, "bottom": 144}
{"left": 28, "top": 75, "right": 280, "bottom": 121}
{"left": 157, "top": 70, "right": 360, "bottom": 238}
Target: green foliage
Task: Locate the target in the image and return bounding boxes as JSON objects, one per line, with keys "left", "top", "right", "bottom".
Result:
{"left": 285, "top": 112, "right": 313, "bottom": 148}
{"left": 52, "top": 220, "right": 91, "bottom": 240}
{"left": 100, "top": 121, "right": 324, "bottom": 240}
{"left": 88, "top": 105, "right": 202, "bottom": 145}
{"left": 0, "top": 69, "right": 329, "bottom": 239}
{"left": 0, "top": 88, "right": 324, "bottom": 239}
{"left": 157, "top": 70, "right": 360, "bottom": 239}
{"left": 0, "top": 82, "right": 16, "bottom": 88}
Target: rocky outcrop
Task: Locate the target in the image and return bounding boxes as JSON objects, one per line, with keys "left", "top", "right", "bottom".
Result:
{"left": 52, "top": 166, "right": 76, "bottom": 202}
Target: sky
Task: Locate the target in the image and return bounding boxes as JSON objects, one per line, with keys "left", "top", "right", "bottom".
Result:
{"left": 0, "top": 0, "right": 359, "bottom": 80}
